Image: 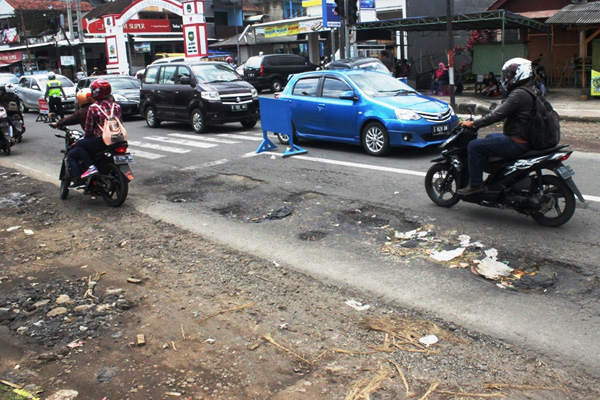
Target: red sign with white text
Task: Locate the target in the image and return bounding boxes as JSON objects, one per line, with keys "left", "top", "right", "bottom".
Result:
{"left": 0, "top": 51, "right": 22, "bottom": 66}
{"left": 84, "top": 18, "right": 181, "bottom": 34}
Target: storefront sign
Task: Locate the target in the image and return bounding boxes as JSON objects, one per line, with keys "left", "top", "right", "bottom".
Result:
{"left": 592, "top": 70, "right": 600, "bottom": 97}
{"left": 60, "top": 55, "right": 76, "bottom": 66}
{"left": 265, "top": 20, "right": 324, "bottom": 38}
{"left": 0, "top": 51, "right": 22, "bottom": 66}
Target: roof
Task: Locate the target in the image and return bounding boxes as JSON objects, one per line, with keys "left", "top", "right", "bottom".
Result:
{"left": 84, "top": 0, "right": 133, "bottom": 20}
{"left": 546, "top": 1, "right": 600, "bottom": 24}
{"left": 355, "top": 9, "right": 550, "bottom": 33}
{"left": 6, "top": 0, "right": 93, "bottom": 12}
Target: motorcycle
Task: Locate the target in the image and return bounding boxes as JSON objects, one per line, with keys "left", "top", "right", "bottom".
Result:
{"left": 54, "top": 126, "right": 134, "bottom": 207}
{"left": 424, "top": 125, "right": 585, "bottom": 227}
{"left": 0, "top": 105, "right": 13, "bottom": 155}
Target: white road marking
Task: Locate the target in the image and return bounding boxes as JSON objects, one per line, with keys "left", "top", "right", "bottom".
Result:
{"left": 130, "top": 150, "right": 165, "bottom": 160}
{"left": 251, "top": 151, "right": 600, "bottom": 203}
{"left": 168, "top": 133, "right": 239, "bottom": 144}
{"left": 219, "top": 133, "right": 264, "bottom": 141}
{"left": 146, "top": 136, "right": 218, "bottom": 148}
{"left": 181, "top": 159, "right": 229, "bottom": 171}
{"left": 128, "top": 140, "right": 190, "bottom": 154}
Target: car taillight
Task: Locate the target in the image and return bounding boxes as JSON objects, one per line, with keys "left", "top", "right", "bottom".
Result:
{"left": 274, "top": 93, "right": 280, "bottom": 99}
{"left": 260, "top": 65, "right": 264, "bottom": 76}
{"left": 115, "top": 145, "right": 128, "bottom": 154}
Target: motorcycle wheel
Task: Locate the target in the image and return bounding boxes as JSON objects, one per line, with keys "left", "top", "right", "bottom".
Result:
{"left": 59, "top": 162, "right": 70, "bottom": 199}
{"left": 425, "top": 163, "right": 460, "bottom": 207}
{"left": 100, "top": 164, "right": 128, "bottom": 207}
{"left": 2, "top": 141, "right": 10, "bottom": 156}
{"left": 530, "top": 175, "right": 575, "bottom": 227}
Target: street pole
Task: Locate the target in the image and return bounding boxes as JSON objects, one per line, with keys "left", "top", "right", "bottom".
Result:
{"left": 75, "top": 0, "right": 87, "bottom": 74}
{"left": 446, "top": 0, "right": 455, "bottom": 111}
{"left": 66, "top": 0, "right": 74, "bottom": 40}
{"left": 19, "top": 11, "right": 33, "bottom": 73}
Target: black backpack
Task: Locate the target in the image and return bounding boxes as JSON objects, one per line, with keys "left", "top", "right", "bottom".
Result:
{"left": 522, "top": 87, "right": 561, "bottom": 150}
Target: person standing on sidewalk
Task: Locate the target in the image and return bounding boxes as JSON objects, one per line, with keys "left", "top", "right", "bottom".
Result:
{"left": 44, "top": 72, "right": 67, "bottom": 120}
{"left": 457, "top": 58, "right": 535, "bottom": 195}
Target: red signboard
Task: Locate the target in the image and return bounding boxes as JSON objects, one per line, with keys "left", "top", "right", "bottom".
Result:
{"left": 0, "top": 51, "right": 22, "bottom": 66}
{"left": 84, "top": 18, "right": 181, "bottom": 34}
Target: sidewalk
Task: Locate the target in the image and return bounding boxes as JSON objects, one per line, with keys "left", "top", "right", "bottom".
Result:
{"left": 432, "top": 87, "right": 600, "bottom": 122}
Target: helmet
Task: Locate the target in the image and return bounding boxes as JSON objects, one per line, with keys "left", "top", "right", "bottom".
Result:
{"left": 91, "top": 79, "right": 111, "bottom": 100}
{"left": 77, "top": 89, "right": 93, "bottom": 107}
{"left": 5, "top": 83, "right": 16, "bottom": 94}
{"left": 501, "top": 57, "right": 532, "bottom": 92}
{"left": 226, "top": 56, "right": 232, "bottom": 63}
{"left": 47, "top": 71, "right": 56, "bottom": 80}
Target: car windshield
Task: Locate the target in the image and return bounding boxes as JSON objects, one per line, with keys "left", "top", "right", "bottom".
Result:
{"left": 107, "top": 78, "right": 141, "bottom": 90}
{"left": 191, "top": 64, "right": 242, "bottom": 83}
{"left": 350, "top": 73, "right": 417, "bottom": 97}
{"left": 353, "top": 61, "right": 390, "bottom": 74}
{"left": 245, "top": 56, "right": 262, "bottom": 69}
{"left": 38, "top": 76, "right": 75, "bottom": 88}
{"left": 0, "top": 75, "right": 17, "bottom": 85}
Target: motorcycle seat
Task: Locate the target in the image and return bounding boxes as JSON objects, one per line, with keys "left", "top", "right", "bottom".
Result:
{"left": 488, "top": 144, "right": 569, "bottom": 164}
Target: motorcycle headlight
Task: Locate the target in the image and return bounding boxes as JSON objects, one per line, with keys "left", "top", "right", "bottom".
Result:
{"left": 251, "top": 88, "right": 258, "bottom": 99}
{"left": 394, "top": 108, "right": 421, "bottom": 121}
{"left": 201, "top": 91, "right": 221, "bottom": 101}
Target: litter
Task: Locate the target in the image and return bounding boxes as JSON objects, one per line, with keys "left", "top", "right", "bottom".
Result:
{"left": 430, "top": 247, "right": 465, "bottom": 262}
{"left": 472, "top": 249, "right": 513, "bottom": 280}
{"left": 24, "top": 229, "right": 34, "bottom": 236}
{"left": 418, "top": 334, "right": 439, "bottom": 347}
{"left": 6, "top": 225, "right": 20, "bottom": 232}
{"left": 394, "top": 229, "right": 417, "bottom": 239}
{"left": 67, "top": 340, "right": 84, "bottom": 349}
{"left": 344, "top": 299, "right": 370, "bottom": 311}
{"left": 252, "top": 205, "right": 292, "bottom": 223}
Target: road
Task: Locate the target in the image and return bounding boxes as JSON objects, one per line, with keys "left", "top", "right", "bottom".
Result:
{"left": 3, "top": 110, "right": 600, "bottom": 377}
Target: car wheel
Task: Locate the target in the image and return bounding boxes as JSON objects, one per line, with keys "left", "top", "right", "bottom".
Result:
{"left": 270, "top": 79, "right": 283, "bottom": 93}
{"left": 276, "top": 122, "right": 298, "bottom": 145}
{"left": 145, "top": 106, "right": 160, "bottom": 128}
{"left": 190, "top": 108, "right": 206, "bottom": 133}
{"left": 362, "top": 122, "right": 390, "bottom": 156}
{"left": 241, "top": 120, "right": 257, "bottom": 129}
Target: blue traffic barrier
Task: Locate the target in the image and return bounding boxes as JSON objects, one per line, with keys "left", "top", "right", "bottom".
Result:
{"left": 256, "top": 97, "right": 307, "bottom": 157}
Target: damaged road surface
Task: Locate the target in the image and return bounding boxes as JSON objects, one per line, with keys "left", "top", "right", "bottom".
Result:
{"left": 2, "top": 168, "right": 600, "bottom": 399}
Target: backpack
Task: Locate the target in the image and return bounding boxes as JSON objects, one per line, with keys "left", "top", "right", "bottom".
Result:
{"left": 522, "top": 87, "right": 560, "bottom": 150}
{"left": 92, "top": 103, "right": 127, "bottom": 146}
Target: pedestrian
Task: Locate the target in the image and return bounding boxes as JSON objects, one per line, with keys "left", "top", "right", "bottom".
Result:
{"left": 429, "top": 62, "right": 448, "bottom": 96}
{"left": 44, "top": 71, "right": 67, "bottom": 120}
{"left": 379, "top": 50, "right": 393, "bottom": 72}
{"left": 457, "top": 58, "right": 534, "bottom": 195}
{"left": 397, "top": 58, "right": 411, "bottom": 79}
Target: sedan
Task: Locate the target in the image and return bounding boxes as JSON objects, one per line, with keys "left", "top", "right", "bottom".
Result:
{"left": 76, "top": 75, "right": 141, "bottom": 115}
{"left": 275, "top": 70, "right": 458, "bottom": 156}
{"left": 16, "top": 74, "right": 76, "bottom": 112}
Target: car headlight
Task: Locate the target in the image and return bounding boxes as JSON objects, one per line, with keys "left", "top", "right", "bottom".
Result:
{"left": 394, "top": 108, "right": 421, "bottom": 121}
{"left": 113, "top": 94, "right": 127, "bottom": 102}
{"left": 251, "top": 88, "right": 258, "bottom": 99}
{"left": 449, "top": 107, "right": 456, "bottom": 116}
{"left": 201, "top": 91, "right": 220, "bottom": 101}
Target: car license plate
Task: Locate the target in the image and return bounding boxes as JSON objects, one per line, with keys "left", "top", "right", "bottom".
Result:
{"left": 247, "top": 73, "right": 255, "bottom": 78}
{"left": 232, "top": 104, "right": 248, "bottom": 112}
{"left": 556, "top": 165, "right": 574, "bottom": 179}
{"left": 432, "top": 125, "right": 449, "bottom": 135}
{"left": 114, "top": 155, "right": 134, "bottom": 164}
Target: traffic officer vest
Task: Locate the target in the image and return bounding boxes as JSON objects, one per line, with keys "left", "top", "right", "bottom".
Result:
{"left": 47, "top": 79, "right": 62, "bottom": 97}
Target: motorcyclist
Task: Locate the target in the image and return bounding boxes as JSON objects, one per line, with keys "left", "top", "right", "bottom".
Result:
{"left": 457, "top": 57, "right": 535, "bottom": 195}
{"left": 0, "top": 85, "right": 23, "bottom": 140}
{"left": 44, "top": 71, "right": 67, "bottom": 120}
{"left": 50, "top": 88, "right": 93, "bottom": 130}
{"left": 65, "top": 79, "right": 122, "bottom": 185}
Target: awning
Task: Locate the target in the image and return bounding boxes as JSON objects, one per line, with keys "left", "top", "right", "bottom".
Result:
{"left": 355, "top": 9, "right": 550, "bottom": 33}
{"left": 546, "top": 2, "right": 600, "bottom": 25}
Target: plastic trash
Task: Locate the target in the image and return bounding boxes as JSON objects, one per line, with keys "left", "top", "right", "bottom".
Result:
{"left": 344, "top": 299, "right": 370, "bottom": 311}
{"left": 418, "top": 334, "right": 439, "bottom": 346}
{"left": 430, "top": 247, "right": 465, "bottom": 261}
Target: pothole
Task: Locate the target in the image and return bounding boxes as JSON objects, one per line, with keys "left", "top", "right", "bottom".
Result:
{"left": 298, "top": 230, "right": 328, "bottom": 241}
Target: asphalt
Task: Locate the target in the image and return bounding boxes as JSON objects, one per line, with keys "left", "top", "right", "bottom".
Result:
{"left": 432, "top": 87, "right": 600, "bottom": 122}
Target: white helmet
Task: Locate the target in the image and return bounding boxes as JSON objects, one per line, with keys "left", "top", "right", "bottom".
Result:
{"left": 501, "top": 58, "right": 532, "bottom": 92}
{"left": 5, "top": 83, "right": 16, "bottom": 94}
{"left": 47, "top": 71, "right": 56, "bottom": 80}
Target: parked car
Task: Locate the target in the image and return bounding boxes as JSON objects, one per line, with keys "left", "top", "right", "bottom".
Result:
{"left": 325, "top": 57, "right": 391, "bottom": 75}
{"left": 76, "top": 75, "right": 141, "bottom": 115}
{"left": 243, "top": 54, "right": 317, "bottom": 92}
{"left": 0, "top": 73, "right": 19, "bottom": 87}
{"left": 275, "top": 70, "right": 458, "bottom": 156}
{"left": 16, "top": 74, "right": 76, "bottom": 112}
{"left": 140, "top": 61, "right": 259, "bottom": 133}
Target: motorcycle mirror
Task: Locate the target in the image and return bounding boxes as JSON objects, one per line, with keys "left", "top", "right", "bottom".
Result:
{"left": 467, "top": 107, "right": 474, "bottom": 121}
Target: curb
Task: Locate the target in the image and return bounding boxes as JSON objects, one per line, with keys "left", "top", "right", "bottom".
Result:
{"left": 455, "top": 102, "right": 600, "bottom": 123}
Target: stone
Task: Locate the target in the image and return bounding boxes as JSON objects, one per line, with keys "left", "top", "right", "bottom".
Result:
{"left": 55, "top": 295, "right": 71, "bottom": 304}
{"left": 46, "top": 307, "right": 68, "bottom": 317}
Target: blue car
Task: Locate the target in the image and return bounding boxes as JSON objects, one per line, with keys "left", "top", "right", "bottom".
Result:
{"left": 275, "top": 70, "right": 458, "bottom": 156}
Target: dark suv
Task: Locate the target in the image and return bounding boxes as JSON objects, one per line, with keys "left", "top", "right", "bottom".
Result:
{"left": 243, "top": 54, "right": 317, "bottom": 92}
{"left": 140, "top": 61, "right": 259, "bottom": 133}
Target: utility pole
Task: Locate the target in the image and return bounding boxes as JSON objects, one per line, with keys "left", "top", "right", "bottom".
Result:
{"left": 75, "top": 0, "right": 87, "bottom": 74}
{"left": 446, "top": 0, "right": 455, "bottom": 111}
{"left": 19, "top": 11, "right": 32, "bottom": 73}
{"left": 66, "top": 0, "right": 74, "bottom": 40}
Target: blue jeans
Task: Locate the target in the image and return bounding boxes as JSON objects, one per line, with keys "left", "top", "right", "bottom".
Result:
{"left": 467, "top": 133, "right": 530, "bottom": 186}
{"left": 67, "top": 136, "right": 105, "bottom": 179}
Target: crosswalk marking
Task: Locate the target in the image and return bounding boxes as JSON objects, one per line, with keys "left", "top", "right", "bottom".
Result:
{"left": 219, "top": 133, "right": 264, "bottom": 141}
{"left": 168, "top": 133, "right": 240, "bottom": 144}
{"left": 128, "top": 140, "right": 191, "bottom": 154}
{"left": 181, "top": 158, "right": 229, "bottom": 171}
{"left": 130, "top": 149, "right": 165, "bottom": 160}
{"left": 146, "top": 136, "right": 218, "bottom": 148}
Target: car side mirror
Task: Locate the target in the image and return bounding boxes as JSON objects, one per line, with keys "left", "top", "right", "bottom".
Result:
{"left": 179, "top": 75, "right": 192, "bottom": 85}
{"left": 32, "top": 85, "right": 40, "bottom": 91}
{"left": 339, "top": 90, "right": 358, "bottom": 101}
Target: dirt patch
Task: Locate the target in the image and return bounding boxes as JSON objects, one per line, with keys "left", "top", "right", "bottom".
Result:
{"left": 1, "top": 168, "right": 600, "bottom": 400}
